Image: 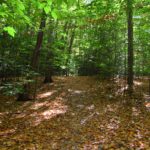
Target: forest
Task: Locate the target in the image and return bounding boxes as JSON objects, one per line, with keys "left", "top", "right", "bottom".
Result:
{"left": 0, "top": 0, "right": 150, "bottom": 149}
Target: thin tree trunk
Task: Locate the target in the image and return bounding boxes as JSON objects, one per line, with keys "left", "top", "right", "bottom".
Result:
{"left": 17, "top": 12, "right": 46, "bottom": 101}
{"left": 127, "top": 0, "right": 134, "bottom": 94}
{"left": 31, "top": 12, "right": 46, "bottom": 69}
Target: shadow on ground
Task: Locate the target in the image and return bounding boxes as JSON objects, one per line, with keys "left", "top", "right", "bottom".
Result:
{"left": 0, "top": 76, "right": 150, "bottom": 149}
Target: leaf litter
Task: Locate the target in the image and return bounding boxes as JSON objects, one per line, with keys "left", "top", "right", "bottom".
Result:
{"left": 0, "top": 76, "right": 150, "bottom": 149}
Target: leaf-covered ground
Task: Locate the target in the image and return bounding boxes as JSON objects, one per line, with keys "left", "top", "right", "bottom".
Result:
{"left": 0, "top": 76, "right": 150, "bottom": 150}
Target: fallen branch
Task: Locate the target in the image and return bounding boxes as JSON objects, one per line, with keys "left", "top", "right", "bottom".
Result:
{"left": 80, "top": 112, "right": 99, "bottom": 125}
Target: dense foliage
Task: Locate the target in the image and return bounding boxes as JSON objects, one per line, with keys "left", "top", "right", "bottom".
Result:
{"left": 0, "top": 0, "right": 150, "bottom": 96}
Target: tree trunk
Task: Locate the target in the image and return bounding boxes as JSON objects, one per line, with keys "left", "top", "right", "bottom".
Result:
{"left": 127, "top": 0, "right": 134, "bottom": 94}
{"left": 44, "top": 68, "right": 53, "bottom": 83}
{"left": 43, "top": 50, "right": 54, "bottom": 84}
{"left": 31, "top": 13, "right": 46, "bottom": 69}
{"left": 17, "top": 84, "right": 32, "bottom": 101}
{"left": 17, "top": 12, "right": 46, "bottom": 101}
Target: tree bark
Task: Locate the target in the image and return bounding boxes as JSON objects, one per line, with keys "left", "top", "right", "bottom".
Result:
{"left": 17, "top": 12, "right": 46, "bottom": 101}
{"left": 44, "top": 68, "right": 53, "bottom": 83}
{"left": 31, "top": 13, "right": 46, "bottom": 69}
{"left": 127, "top": 0, "right": 134, "bottom": 94}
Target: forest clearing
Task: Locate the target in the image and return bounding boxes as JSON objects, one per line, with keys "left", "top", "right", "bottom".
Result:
{"left": 0, "top": 0, "right": 150, "bottom": 149}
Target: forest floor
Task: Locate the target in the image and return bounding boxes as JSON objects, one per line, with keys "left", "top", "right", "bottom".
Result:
{"left": 0, "top": 76, "right": 150, "bottom": 150}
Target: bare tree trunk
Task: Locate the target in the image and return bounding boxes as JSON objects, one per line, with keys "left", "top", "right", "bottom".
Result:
{"left": 31, "top": 13, "right": 46, "bottom": 69}
{"left": 17, "top": 12, "right": 46, "bottom": 101}
{"left": 44, "top": 68, "right": 53, "bottom": 83}
{"left": 127, "top": 0, "right": 134, "bottom": 94}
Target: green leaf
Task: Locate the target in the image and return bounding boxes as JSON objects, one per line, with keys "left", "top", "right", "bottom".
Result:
{"left": 0, "top": 12, "right": 7, "bottom": 17}
{"left": 47, "top": 0, "right": 52, "bottom": 5}
{"left": 3, "top": 27, "right": 16, "bottom": 37}
{"left": 38, "top": 2, "right": 46, "bottom": 9}
{"left": 44, "top": 5, "right": 51, "bottom": 14}
{"left": 51, "top": 9, "right": 58, "bottom": 19}
{"left": 18, "top": 0, "right": 25, "bottom": 10}
{"left": 56, "top": 0, "right": 63, "bottom": 6}
{"left": 23, "top": 15, "right": 31, "bottom": 25}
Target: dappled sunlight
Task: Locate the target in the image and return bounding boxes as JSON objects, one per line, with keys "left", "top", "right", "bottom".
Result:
{"left": 144, "top": 94, "right": 150, "bottom": 102}
{"left": 144, "top": 102, "right": 150, "bottom": 109}
{"left": 105, "top": 104, "right": 118, "bottom": 113}
{"left": 9, "top": 96, "right": 68, "bottom": 126}
{"left": 73, "top": 90, "right": 85, "bottom": 94}
{"left": 143, "top": 94, "right": 150, "bottom": 110}
{"left": 8, "top": 90, "right": 68, "bottom": 125}
{"left": 80, "top": 111, "right": 99, "bottom": 125}
{"left": 115, "top": 85, "right": 128, "bottom": 95}
{"left": 114, "top": 77, "right": 126, "bottom": 84}
{"left": 0, "top": 128, "right": 16, "bottom": 137}
{"left": 129, "top": 140, "right": 146, "bottom": 149}
{"left": 83, "top": 143, "right": 99, "bottom": 150}
{"left": 134, "top": 81, "right": 143, "bottom": 86}
{"left": 42, "top": 109, "right": 67, "bottom": 119}
{"left": 0, "top": 77, "right": 150, "bottom": 149}
{"left": 134, "top": 129, "right": 143, "bottom": 139}
{"left": 98, "top": 117, "right": 120, "bottom": 137}
{"left": 86, "top": 104, "right": 95, "bottom": 110}
{"left": 107, "top": 117, "right": 120, "bottom": 130}
{"left": 76, "top": 104, "right": 85, "bottom": 109}
{"left": 29, "top": 99, "right": 68, "bottom": 126}
{"left": 37, "top": 90, "right": 57, "bottom": 99}
{"left": 30, "top": 101, "right": 49, "bottom": 110}
{"left": 132, "top": 107, "right": 141, "bottom": 116}
{"left": 14, "top": 113, "right": 26, "bottom": 119}
{"left": 68, "top": 89, "right": 85, "bottom": 95}
{"left": 0, "top": 112, "right": 9, "bottom": 117}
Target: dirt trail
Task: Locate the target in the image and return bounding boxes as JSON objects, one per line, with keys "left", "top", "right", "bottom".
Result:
{"left": 0, "top": 77, "right": 150, "bottom": 150}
